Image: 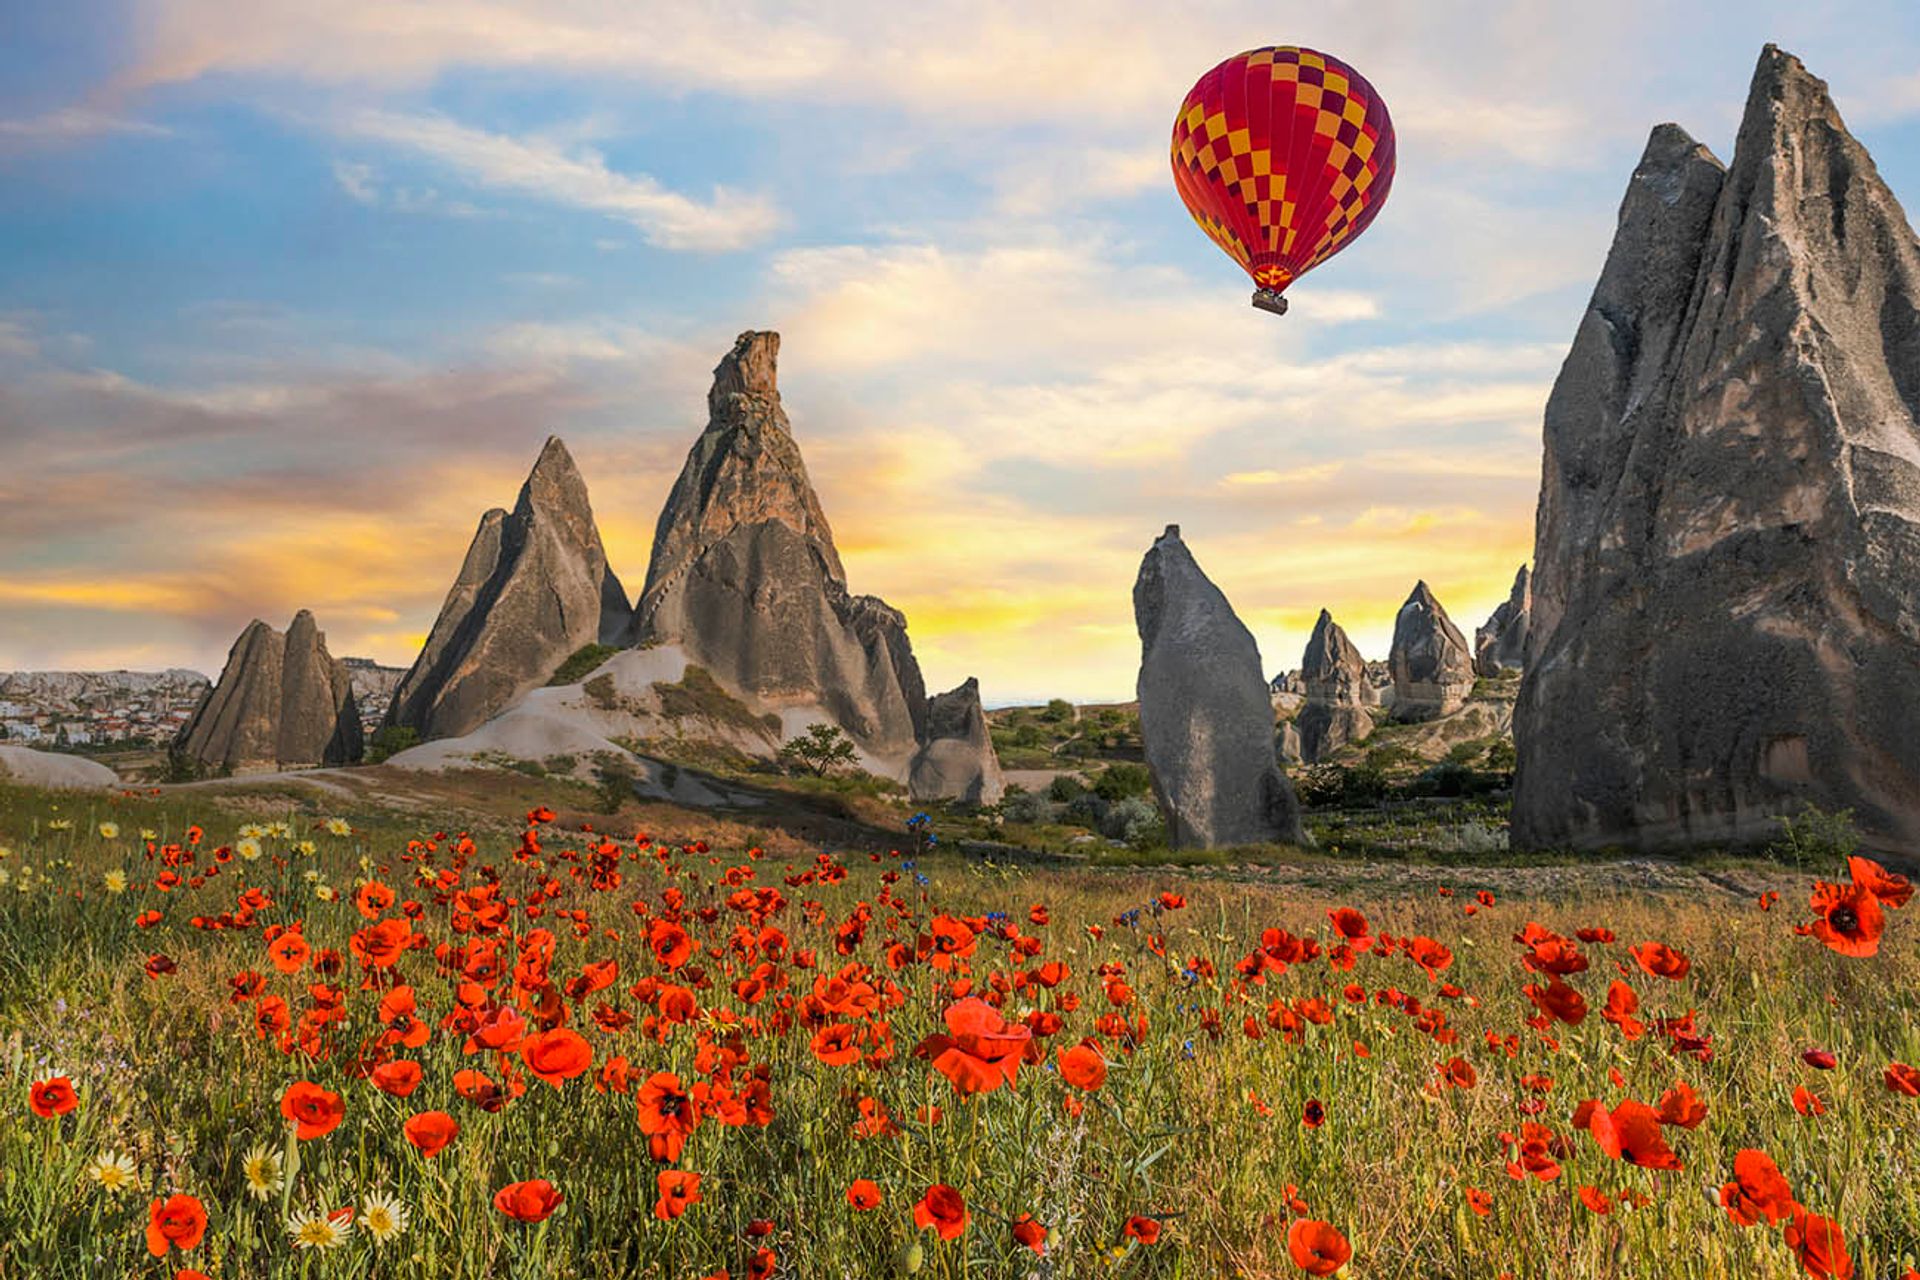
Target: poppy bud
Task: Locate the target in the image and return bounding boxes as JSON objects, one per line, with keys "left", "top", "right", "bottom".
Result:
{"left": 898, "top": 1241, "right": 925, "bottom": 1274}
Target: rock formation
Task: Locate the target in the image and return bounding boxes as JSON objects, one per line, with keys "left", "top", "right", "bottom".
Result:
{"left": 1388, "top": 582, "right": 1476, "bottom": 721}
{"left": 908, "top": 678, "right": 1006, "bottom": 806}
{"left": 175, "top": 611, "right": 362, "bottom": 771}
{"left": 1474, "top": 566, "right": 1532, "bottom": 676}
{"left": 630, "top": 332, "right": 930, "bottom": 774}
{"left": 387, "top": 436, "right": 630, "bottom": 742}
{"left": 1295, "top": 609, "right": 1375, "bottom": 762}
{"left": 1133, "top": 525, "right": 1305, "bottom": 848}
{"left": 1515, "top": 46, "right": 1920, "bottom": 854}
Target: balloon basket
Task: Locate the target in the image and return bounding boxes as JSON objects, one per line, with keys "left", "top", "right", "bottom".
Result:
{"left": 1251, "top": 288, "right": 1289, "bottom": 316}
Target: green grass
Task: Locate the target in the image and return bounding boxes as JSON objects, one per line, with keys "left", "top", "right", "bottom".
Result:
{"left": 0, "top": 780, "right": 1915, "bottom": 1279}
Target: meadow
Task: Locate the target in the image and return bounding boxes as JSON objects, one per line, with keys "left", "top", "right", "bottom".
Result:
{"left": 0, "top": 779, "right": 1914, "bottom": 1279}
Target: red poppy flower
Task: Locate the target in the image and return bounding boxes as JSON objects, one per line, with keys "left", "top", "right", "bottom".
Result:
{"left": 649, "top": 920, "right": 693, "bottom": 969}
{"left": 1124, "top": 1216, "right": 1162, "bottom": 1244}
{"left": 1012, "top": 1213, "right": 1047, "bottom": 1254}
{"left": 1286, "top": 1219, "right": 1352, "bottom": 1276}
{"left": 1057, "top": 1042, "right": 1107, "bottom": 1092}
{"left": 1629, "top": 941, "right": 1691, "bottom": 980}
{"left": 913, "top": 1184, "right": 968, "bottom": 1240}
{"left": 1801, "top": 1049, "right": 1837, "bottom": 1071}
{"left": 1302, "top": 1098, "right": 1326, "bottom": 1128}
{"left": 1792, "top": 1086, "right": 1826, "bottom": 1116}
{"left": 1577, "top": 1185, "right": 1614, "bottom": 1215}
{"left": 654, "top": 1170, "right": 701, "bottom": 1220}
{"left": 29, "top": 1075, "right": 78, "bottom": 1118}
{"left": 636, "top": 1072, "right": 700, "bottom": 1160}
{"left": 1584, "top": 1099, "right": 1681, "bottom": 1170}
{"left": 1656, "top": 1081, "right": 1707, "bottom": 1129}
{"left": 747, "top": 1247, "right": 777, "bottom": 1280}
{"left": 267, "top": 931, "right": 310, "bottom": 975}
{"left": 370, "top": 1060, "right": 423, "bottom": 1098}
{"left": 279, "top": 1080, "right": 345, "bottom": 1140}
{"left": 403, "top": 1110, "right": 459, "bottom": 1157}
{"left": 1464, "top": 1187, "right": 1492, "bottom": 1217}
{"left": 1719, "top": 1149, "right": 1795, "bottom": 1226}
{"left": 811, "top": 1023, "right": 861, "bottom": 1067}
{"left": 145, "top": 1194, "right": 207, "bottom": 1257}
{"left": 1885, "top": 1061, "right": 1920, "bottom": 1097}
{"left": 916, "top": 998, "right": 1031, "bottom": 1095}
{"left": 494, "top": 1179, "right": 564, "bottom": 1223}
{"left": 1808, "top": 880, "right": 1884, "bottom": 957}
{"left": 1600, "top": 981, "right": 1645, "bottom": 1040}
{"left": 847, "top": 1178, "right": 882, "bottom": 1210}
{"left": 521, "top": 1028, "right": 593, "bottom": 1087}
{"left": 1847, "top": 855, "right": 1912, "bottom": 908}
{"left": 1783, "top": 1207, "right": 1854, "bottom": 1280}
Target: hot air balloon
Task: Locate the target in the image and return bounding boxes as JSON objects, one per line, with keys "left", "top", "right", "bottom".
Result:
{"left": 1171, "top": 47, "right": 1396, "bottom": 315}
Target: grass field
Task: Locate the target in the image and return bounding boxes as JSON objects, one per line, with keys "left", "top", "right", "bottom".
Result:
{"left": 0, "top": 778, "right": 1915, "bottom": 1279}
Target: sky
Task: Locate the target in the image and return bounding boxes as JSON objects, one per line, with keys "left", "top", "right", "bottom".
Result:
{"left": 4, "top": 2, "right": 1920, "bottom": 704}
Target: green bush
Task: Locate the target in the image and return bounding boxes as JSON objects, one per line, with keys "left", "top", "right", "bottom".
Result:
{"left": 1766, "top": 805, "right": 1859, "bottom": 869}
{"left": 549, "top": 644, "right": 620, "bottom": 686}
{"left": 1047, "top": 774, "right": 1086, "bottom": 803}
{"left": 1093, "top": 762, "right": 1152, "bottom": 801}
{"left": 365, "top": 725, "right": 419, "bottom": 765}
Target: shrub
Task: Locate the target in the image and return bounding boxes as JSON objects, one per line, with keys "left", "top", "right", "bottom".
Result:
{"left": 548, "top": 643, "right": 620, "bottom": 686}
{"left": 365, "top": 725, "right": 419, "bottom": 765}
{"left": 1093, "top": 762, "right": 1152, "bottom": 802}
{"left": 1064, "top": 792, "right": 1109, "bottom": 828}
{"left": 1002, "top": 789, "right": 1056, "bottom": 825}
{"left": 1045, "top": 698, "right": 1075, "bottom": 722}
{"left": 582, "top": 674, "right": 620, "bottom": 711}
{"left": 1047, "top": 774, "right": 1086, "bottom": 803}
{"left": 1099, "top": 794, "right": 1160, "bottom": 843}
{"left": 1766, "top": 805, "right": 1859, "bottom": 869}
{"left": 591, "top": 754, "right": 638, "bottom": 813}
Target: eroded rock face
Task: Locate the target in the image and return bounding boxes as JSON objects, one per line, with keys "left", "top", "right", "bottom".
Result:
{"left": 1388, "top": 582, "right": 1476, "bottom": 722}
{"left": 1515, "top": 46, "right": 1920, "bottom": 854}
{"left": 387, "top": 437, "right": 631, "bottom": 742}
{"left": 630, "top": 332, "right": 931, "bottom": 773}
{"left": 1474, "top": 566, "right": 1532, "bottom": 676}
{"left": 1296, "top": 609, "right": 1374, "bottom": 763}
{"left": 1134, "top": 525, "right": 1305, "bottom": 849}
{"left": 909, "top": 677, "right": 1006, "bottom": 805}
{"left": 175, "top": 612, "right": 362, "bottom": 771}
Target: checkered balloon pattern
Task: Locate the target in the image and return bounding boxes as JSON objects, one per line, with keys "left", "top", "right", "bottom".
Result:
{"left": 1171, "top": 46, "right": 1396, "bottom": 294}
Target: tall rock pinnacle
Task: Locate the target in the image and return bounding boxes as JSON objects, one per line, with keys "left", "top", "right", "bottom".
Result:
{"left": 176, "top": 611, "right": 362, "bottom": 771}
{"left": 1134, "top": 525, "right": 1305, "bottom": 849}
{"left": 1515, "top": 46, "right": 1920, "bottom": 853}
{"left": 386, "top": 436, "right": 630, "bottom": 741}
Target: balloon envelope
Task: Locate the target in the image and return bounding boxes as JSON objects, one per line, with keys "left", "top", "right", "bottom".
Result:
{"left": 1171, "top": 47, "right": 1396, "bottom": 302}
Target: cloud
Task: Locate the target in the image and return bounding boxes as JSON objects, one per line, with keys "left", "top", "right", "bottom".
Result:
{"left": 0, "top": 107, "right": 170, "bottom": 145}
{"left": 341, "top": 109, "right": 782, "bottom": 250}
{"left": 332, "top": 159, "right": 377, "bottom": 202}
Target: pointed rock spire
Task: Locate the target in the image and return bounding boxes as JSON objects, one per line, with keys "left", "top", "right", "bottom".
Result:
{"left": 1295, "top": 609, "right": 1374, "bottom": 763}
{"left": 1474, "top": 566, "right": 1532, "bottom": 676}
{"left": 386, "top": 436, "right": 630, "bottom": 741}
{"left": 1134, "top": 525, "right": 1304, "bottom": 848}
{"left": 1388, "top": 582, "right": 1475, "bottom": 721}
{"left": 176, "top": 612, "right": 362, "bottom": 771}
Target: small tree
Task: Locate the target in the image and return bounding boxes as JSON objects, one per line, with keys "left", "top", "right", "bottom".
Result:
{"left": 779, "top": 723, "right": 859, "bottom": 778}
{"left": 366, "top": 725, "right": 419, "bottom": 765}
{"left": 592, "top": 754, "right": 639, "bottom": 813}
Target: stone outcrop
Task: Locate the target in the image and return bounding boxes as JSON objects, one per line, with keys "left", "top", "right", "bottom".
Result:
{"left": 387, "top": 436, "right": 630, "bottom": 742}
{"left": 1474, "top": 565, "right": 1532, "bottom": 676}
{"left": 629, "top": 332, "right": 931, "bottom": 774}
{"left": 1295, "top": 609, "right": 1375, "bottom": 762}
{"left": 175, "top": 611, "right": 362, "bottom": 771}
{"left": 1514, "top": 46, "right": 1920, "bottom": 854}
{"left": 1388, "top": 582, "right": 1476, "bottom": 721}
{"left": 908, "top": 678, "right": 1006, "bottom": 805}
{"left": 1134, "top": 525, "right": 1305, "bottom": 848}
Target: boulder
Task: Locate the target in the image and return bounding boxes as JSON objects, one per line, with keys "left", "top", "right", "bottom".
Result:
{"left": 387, "top": 436, "right": 631, "bottom": 742}
{"left": 1515, "top": 46, "right": 1920, "bottom": 853}
{"left": 1295, "top": 608, "right": 1375, "bottom": 762}
{"left": 1133, "top": 525, "right": 1305, "bottom": 848}
{"left": 909, "top": 677, "right": 1006, "bottom": 805}
{"left": 1474, "top": 565, "right": 1532, "bottom": 676}
{"left": 0, "top": 745, "right": 120, "bottom": 789}
{"left": 175, "top": 611, "right": 362, "bottom": 771}
{"left": 1388, "top": 582, "right": 1476, "bottom": 721}
{"left": 630, "top": 331, "right": 934, "bottom": 777}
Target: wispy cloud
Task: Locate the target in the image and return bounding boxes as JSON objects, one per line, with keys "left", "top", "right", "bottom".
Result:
{"left": 339, "top": 109, "right": 781, "bottom": 250}
{"left": 0, "top": 106, "right": 170, "bottom": 144}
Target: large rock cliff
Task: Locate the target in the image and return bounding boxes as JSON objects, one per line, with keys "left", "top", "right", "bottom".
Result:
{"left": 1515, "top": 46, "right": 1920, "bottom": 853}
